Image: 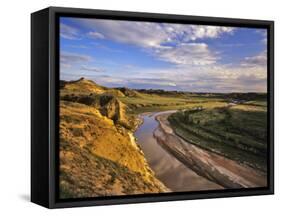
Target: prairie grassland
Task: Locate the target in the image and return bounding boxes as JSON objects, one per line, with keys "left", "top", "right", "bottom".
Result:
{"left": 119, "top": 93, "right": 228, "bottom": 114}
{"left": 119, "top": 88, "right": 268, "bottom": 172}
{"left": 168, "top": 101, "right": 267, "bottom": 172}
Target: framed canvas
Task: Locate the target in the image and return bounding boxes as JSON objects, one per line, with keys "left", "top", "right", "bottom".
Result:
{"left": 31, "top": 6, "right": 274, "bottom": 208}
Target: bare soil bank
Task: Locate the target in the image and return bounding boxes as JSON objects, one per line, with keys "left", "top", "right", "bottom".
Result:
{"left": 135, "top": 112, "right": 222, "bottom": 192}
{"left": 154, "top": 113, "right": 267, "bottom": 189}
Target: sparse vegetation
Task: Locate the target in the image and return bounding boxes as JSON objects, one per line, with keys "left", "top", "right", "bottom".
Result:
{"left": 59, "top": 78, "right": 166, "bottom": 199}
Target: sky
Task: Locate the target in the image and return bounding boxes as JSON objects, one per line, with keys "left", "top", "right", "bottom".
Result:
{"left": 60, "top": 17, "right": 267, "bottom": 93}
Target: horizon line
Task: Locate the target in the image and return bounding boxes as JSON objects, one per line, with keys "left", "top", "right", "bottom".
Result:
{"left": 60, "top": 78, "right": 267, "bottom": 94}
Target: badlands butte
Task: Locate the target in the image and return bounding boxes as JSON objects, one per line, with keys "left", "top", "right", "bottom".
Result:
{"left": 59, "top": 77, "right": 267, "bottom": 198}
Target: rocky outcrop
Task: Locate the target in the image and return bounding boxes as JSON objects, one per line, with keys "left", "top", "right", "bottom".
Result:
{"left": 59, "top": 78, "right": 168, "bottom": 198}
{"left": 116, "top": 87, "right": 141, "bottom": 97}
{"left": 61, "top": 93, "right": 137, "bottom": 129}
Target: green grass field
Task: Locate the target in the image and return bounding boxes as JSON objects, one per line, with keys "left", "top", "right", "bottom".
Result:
{"left": 118, "top": 93, "right": 227, "bottom": 114}
{"left": 168, "top": 101, "right": 267, "bottom": 172}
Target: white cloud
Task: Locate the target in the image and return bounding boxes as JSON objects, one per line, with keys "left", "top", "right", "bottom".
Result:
{"left": 60, "top": 52, "right": 92, "bottom": 71}
{"left": 60, "top": 23, "right": 80, "bottom": 40}
{"left": 61, "top": 18, "right": 267, "bottom": 92}
{"left": 72, "top": 18, "right": 234, "bottom": 66}
{"left": 154, "top": 43, "right": 218, "bottom": 66}
{"left": 60, "top": 52, "right": 92, "bottom": 64}
{"left": 117, "top": 61, "right": 267, "bottom": 92}
{"left": 61, "top": 63, "right": 72, "bottom": 69}
{"left": 189, "top": 26, "right": 234, "bottom": 40}
{"left": 74, "top": 18, "right": 234, "bottom": 48}
{"left": 241, "top": 51, "right": 267, "bottom": 67}
{"left": 83, "top": 20, "right": 169, "bottom": 48}
{"left": 81, "top": 65, "right": 105, "bottom": 72}
{"left": 88, "top": 31, "right": 105, "bottom": 39}
{"left": 61, "top": 60, "right": 267, "bottom": 92}
{"left": 168, "top": 82, "right": 177, "bottom": 87}
{"left": 163, "top": 24, "right": 234, "bottom": 41}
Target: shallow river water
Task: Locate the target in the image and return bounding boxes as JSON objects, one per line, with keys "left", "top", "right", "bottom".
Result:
{"left": 134, "top": 111, "right": 222, "bottom": 192}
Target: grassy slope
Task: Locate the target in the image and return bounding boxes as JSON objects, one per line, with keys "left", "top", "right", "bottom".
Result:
{"left": 61, "top": 78, "right": 125, "bottom": 97}
{"left": 60, "top": 80, "right": 166, "bottom": 198}
{"left": 119, "top": 93, "right": 228, "bottom": 114}
{"left": 168, "top": 101, "right": 267, "bottom": 172}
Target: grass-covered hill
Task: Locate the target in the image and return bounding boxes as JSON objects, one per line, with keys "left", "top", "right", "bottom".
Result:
{"left": 168, "top": 101, "right": 267, "bottom": 172}
{"left": 60, "top": 77, "right": 125, "bottom": 97}
{"left": 59, "top": 78, "right": 167, "bottom": 198}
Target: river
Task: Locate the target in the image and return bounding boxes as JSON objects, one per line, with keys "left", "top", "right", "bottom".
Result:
{"left": 134, "top": 111, "right": 222, "bottom": 192}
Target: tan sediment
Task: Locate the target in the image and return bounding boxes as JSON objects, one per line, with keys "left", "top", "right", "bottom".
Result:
{"left": 135, "top": 111, "right": 221, "bottom": 192}
{"left": 59, "top": 99, "right": 170, "bottom": 198}
{"left": 153, "top": 113, "right": 267, "bottom": 189}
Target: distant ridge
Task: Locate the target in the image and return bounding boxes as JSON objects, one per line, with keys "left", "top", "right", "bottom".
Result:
{"left": 61, "top": 77, "right": 106, "bottom": 94}
{"left": 116, "top": 87, "right": 141, "bottom": 97}
{"left": 60, "top": 77, "right": 125, "bottom": 97}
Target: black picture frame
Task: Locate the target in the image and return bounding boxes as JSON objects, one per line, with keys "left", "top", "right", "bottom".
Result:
{"left": 31, "top": 6, "right": 274, "bottom": 209}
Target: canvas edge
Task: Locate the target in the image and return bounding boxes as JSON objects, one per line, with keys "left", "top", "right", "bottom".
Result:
{"left": 31, "top": 6, "right": 274, "bottom": 209}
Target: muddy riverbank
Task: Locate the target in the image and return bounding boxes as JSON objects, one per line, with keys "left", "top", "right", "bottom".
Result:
{"left": 154, "top": 113, "right": 267, "bottom": 188}
{"left": 134, "top": 111, "right": 223, "bottom": 192}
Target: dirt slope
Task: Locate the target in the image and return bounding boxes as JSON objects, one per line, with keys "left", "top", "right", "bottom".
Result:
{"left": 59, "top": 79, "right": 168, "bottom": 198}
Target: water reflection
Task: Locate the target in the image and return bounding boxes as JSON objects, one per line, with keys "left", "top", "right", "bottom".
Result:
{"left": 134, "top": 112, "right": 222, "bottom": 192}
